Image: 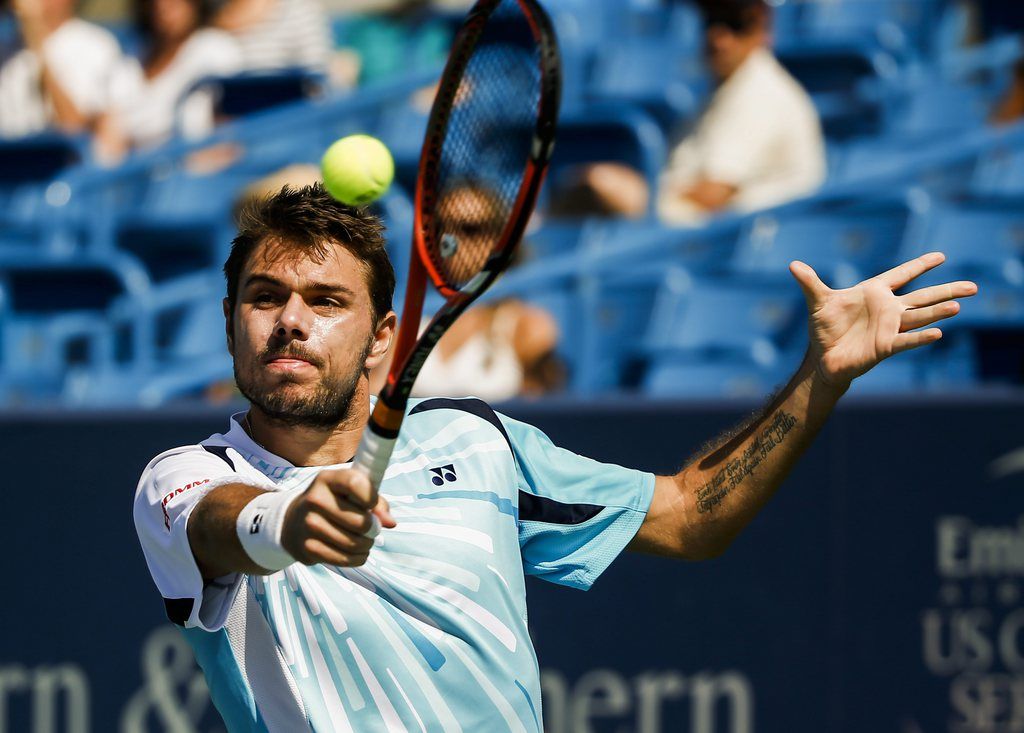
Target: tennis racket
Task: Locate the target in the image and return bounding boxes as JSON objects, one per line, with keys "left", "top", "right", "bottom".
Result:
{"left": 353, "top": 0, "right": 561, "bottom": 490}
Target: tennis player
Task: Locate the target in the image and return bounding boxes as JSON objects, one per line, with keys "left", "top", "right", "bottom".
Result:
{"left": 134, "top": 184, "right": 975, "bottom": 731}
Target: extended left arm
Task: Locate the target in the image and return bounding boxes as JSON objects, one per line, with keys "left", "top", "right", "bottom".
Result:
{"left": 631, "top": 252, "right": 978, "bottom": 560}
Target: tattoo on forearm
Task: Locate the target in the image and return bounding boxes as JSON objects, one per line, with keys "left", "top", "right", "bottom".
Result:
{"left": 695, "top": 411, "right": 798, "bottom": 514}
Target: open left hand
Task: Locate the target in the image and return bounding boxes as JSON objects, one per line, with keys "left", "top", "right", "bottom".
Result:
{"left": 790, "top": 252, "right": 978, "bottom": 390}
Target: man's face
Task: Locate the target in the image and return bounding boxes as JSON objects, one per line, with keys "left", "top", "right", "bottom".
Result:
{"left": 704, "top": 22, "right": 765, "bottom": 80}
{"left": 437, "top": 186, "right": 505, "bottom": 281}
{"left": 227, "top": 238, "right": 388, "bottom": 428}
{"left": 151, "top": 0, "right": 199, "bottom": 42}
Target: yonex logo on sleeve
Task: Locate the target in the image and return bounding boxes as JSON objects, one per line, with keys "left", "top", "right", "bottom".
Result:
{"left": 250, "top": 513, "right": 264, "bottom": 534}
{"left": 428, "top": 464, "right": 457, "bottom": 485}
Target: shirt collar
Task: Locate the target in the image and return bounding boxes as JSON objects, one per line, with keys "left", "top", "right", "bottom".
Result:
{"left": 225, "top": 410, "right": 355, "bottom": 476}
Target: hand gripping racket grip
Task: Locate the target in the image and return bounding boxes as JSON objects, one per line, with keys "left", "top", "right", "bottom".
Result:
{"left": 352, "top": 418, "right": 397, "bottom": 490}
{"left": 351, "top": 405, "right": 403, "bottom": 538}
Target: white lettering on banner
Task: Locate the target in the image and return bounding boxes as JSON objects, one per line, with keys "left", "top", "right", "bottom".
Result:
{"left": 937, "top": 516, "right": 1024, "bottom": 578}
{"left": 0, "top": 664, "right": 89, "bottom": 733}
{"left": 121, "top": 626, "right": 210, "bottom": 733}
{"left": 924, "top": 514, "right": 1024, "bottom": 732}
{"left": 541, "top": 668, "right": 753, "bottom": 733}
{"left": 949, "top": 675, "right": 1024, "bottom": 732}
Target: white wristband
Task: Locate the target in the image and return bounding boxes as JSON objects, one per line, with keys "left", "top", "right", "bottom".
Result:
{"left": 236, "top": 489, "right": 303, "bottom": 572}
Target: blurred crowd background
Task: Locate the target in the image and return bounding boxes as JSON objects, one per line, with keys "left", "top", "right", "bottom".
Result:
{"left": 1, "top": 0, "right": 1023, "bottom": 409}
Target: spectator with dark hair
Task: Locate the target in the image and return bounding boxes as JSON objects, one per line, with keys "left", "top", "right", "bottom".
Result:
{"left": 568, "top": 0, "right": 825, "bottom": 224}
{"left": 0, "top": 0, "right": 121, "bottom": 138}
{"left": 214, "top": 0, "right": 332, "bottom": 74}
{"left": 93, "top": 0, "right": 241, "bottom": 163}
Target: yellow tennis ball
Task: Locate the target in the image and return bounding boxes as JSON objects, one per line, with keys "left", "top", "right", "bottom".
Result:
{"left": 320, "top": 134, "right": 395, "bottom": 206}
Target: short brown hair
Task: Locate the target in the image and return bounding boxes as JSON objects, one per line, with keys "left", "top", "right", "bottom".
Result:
{"left": 224, "top": 183, "right": 395, "bottom": 324}
{"left": 697, "top": 0, "right": 769, "bottom": 34}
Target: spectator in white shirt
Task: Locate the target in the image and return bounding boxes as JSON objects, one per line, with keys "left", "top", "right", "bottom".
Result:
{"left": 94, "top": 0, "right": 242, "bottom": 163}
{"left": 214, "top": 0, "right": 332, "bottom": 73}
{"left": 0, "top": 0, "right": 121, "bottom": 138}
{"left": 559, "top": 0, "right": 826, "bottom": 225}
{"left": 656, "top": 0, "right": 826, "bottom": 224}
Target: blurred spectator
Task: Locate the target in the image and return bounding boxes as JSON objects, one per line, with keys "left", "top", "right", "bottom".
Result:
{"left": 992, "top": 60, "right": 1024, "bottom": 125}
{"left": 0, "top": 0, "right": 121, "bottom": 137}
{"left": 656, "top": 0, "right": 825, "bottom": 223}
{"left": 407, "top": 185, "right": 563, "bottom": 401}
{"left": 94, "top": 0, "right": 242, "bottom": 163}
{"left": 214, "top": 0, "right": 332, "bottom": 73}
{"left": 339, "top": 0, "right": 451, "bottom": 86}
{"left": 560, "top": 0, "right": 825, "bottom": 225}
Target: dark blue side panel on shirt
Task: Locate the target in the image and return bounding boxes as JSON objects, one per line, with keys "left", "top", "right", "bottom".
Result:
{"left": 409, "top": 397, "right": 605, "bottom": 525}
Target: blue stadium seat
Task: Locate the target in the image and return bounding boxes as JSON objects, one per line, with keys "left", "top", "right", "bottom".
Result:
{"left": 65, "top": 270, "right": 226, "bottom": 406}
{"left": 643, "top": 276, "right": 804, "bottom": 356}
{"left": 114, "top": 168, "right": 251, "bottom": 281}
{"left": 601, "top": 0, "right": 702, "bottom": 46}
{"left": 638, "top": 274, "right": 806, "bottom": 397}
{"left": 730, "top": 197, "right": 911, "bottom": 288}
{"left": 972, "top": 144, "right": 1024, "bottom": 196}
{"left": 375, "top": 103, "right": 430, "bottom": 195}
{"left": 899, "top": 198, "right": 1024, "bottom": 288}
{"left": 887, "top": 81, "right": 991, "bottom": 136}
{"left": 573, "top": 263, "right": 687, "bottom": 393}
{"left": 844, "top": 351, "right": 923, "bottom": 394}
{"left": 0, "top": 134, "right": 87, "bottom": 253}
{"left": 587, "top": 41, "right": 705, "bottom": 132}
{"left": 643, "top": 356, "right": 795, "bottom": 398}
{"left": 0, "top": 253, "right": 151, "bottom": 403}
{"left": 950, "top": 283, "right": 1024, "bottom": 329}
{"left": 0, "top": 134, "right": 83, "bottom": 185}
{"left": 776, "top": 41, "right": 898, "bottom": 139}
{"left": 799, "top": 0, "right": 943, "bottom": 58}
{"left": 188, "top": 68, "right": 328, "bottom": 120}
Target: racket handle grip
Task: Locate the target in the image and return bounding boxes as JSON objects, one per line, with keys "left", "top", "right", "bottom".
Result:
{"left": 352, "top": 418, "right": 398, "bottom": 491}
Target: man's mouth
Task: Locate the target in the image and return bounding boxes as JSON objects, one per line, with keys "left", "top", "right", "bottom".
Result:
{"left": 262, "top": 354, "right": 320, "bottom": 370}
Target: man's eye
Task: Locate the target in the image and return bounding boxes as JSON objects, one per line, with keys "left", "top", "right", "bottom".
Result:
{"left": 314, "top": 298, "right": 341, "bottom": 307}
{"left": 253, "top": 292, "right": 276, "bottom": 304}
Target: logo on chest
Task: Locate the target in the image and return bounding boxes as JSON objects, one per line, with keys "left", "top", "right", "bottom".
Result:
{"left": 428, "top": 464, "right": 457, "bottom": 485}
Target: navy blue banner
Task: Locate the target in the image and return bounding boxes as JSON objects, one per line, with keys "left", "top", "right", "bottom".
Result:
{"left": 1, "top": 395, "right": 1020, "bottom": 732}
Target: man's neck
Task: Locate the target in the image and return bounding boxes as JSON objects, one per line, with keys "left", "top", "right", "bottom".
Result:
{"left": 718, "top": 43, "right": 765, "bottom": 84}
{"left": 245, "top": 382, "right": 371, "bottom": 467}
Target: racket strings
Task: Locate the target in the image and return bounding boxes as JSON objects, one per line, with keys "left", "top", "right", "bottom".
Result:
{"left": 424, "top": 0, "right": 543, "bottom": 291}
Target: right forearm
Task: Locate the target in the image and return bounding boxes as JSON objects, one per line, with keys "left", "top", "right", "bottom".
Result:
{"left": 187, "top": 483, "right": 273, "bottom": 579}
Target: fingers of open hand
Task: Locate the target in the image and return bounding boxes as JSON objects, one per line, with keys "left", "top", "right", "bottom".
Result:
{"left": 901, "top": 301, "right": 960, "bottom": 331}
{"left": 879, "top": 252, "right": 945, "bottom": 290}
{"left": 893, "top": 327, "right": 943, "bottom": 355}
{"left": 900, "top": 280, "right": 978, "bottom": 308}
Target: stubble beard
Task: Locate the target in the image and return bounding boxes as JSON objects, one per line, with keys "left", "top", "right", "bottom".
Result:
{"left": 235, "top": 338, "right": 373, "bottom": 429}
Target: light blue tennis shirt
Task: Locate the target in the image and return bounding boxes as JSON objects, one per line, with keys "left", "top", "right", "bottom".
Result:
{"left": 134, "top": 397, "right": 655, "bottom": 732}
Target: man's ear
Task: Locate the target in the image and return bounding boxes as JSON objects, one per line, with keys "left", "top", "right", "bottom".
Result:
{"left": 365, "top": 311, "right": 397, "bottom": 370}
{"left": 223, "top": 298, "right": 234, "bottom": 356}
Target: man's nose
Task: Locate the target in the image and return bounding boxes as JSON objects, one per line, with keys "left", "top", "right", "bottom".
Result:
{"left": 274, "top": 293, "right": 311, "bottom": 340}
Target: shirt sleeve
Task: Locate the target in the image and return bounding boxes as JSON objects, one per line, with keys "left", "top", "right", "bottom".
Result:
{"left": 44, "top": 23, "right": 122, "bottom": 116}
{"left": 133, "top": 445, "right": 261, "bottom": 631}
{"left": 496, "top": 413, "right": 655, "bottom": 591}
